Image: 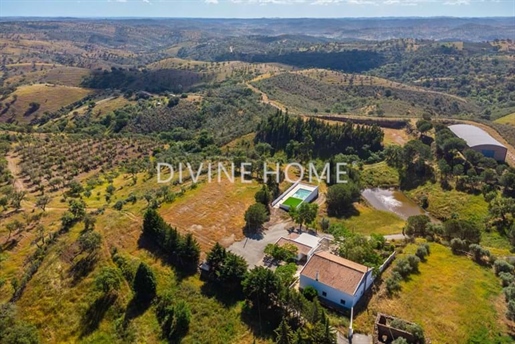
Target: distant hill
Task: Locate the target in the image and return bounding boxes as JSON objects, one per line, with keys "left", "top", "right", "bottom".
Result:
{"left": 252, "top": 72, "right": 479, "bottom": 117}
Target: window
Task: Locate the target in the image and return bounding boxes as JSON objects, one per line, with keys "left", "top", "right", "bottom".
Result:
{"left": 481, "top": 150, "right": 495, "bottom": 158}
{"left": 322, "top": 291, "right": 327, "bottom": 297}
{"left": 340, "top": 299, "right": 346, "bottom": 305}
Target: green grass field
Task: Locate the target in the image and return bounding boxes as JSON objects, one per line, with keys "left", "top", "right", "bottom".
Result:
{"left": 282, "top": 197, "right": 303, "bottom": 209}
{"left": 360, "top": 162, "right": 400, "bottom": 188}
{"left": 354, "top": 243, "right": 509, "bottom": 343}
{"left": 406, "top": 182, "right": 489, "bottom": 223}
{"left": 328, "top": 202, "right": 406, "bottom": 236}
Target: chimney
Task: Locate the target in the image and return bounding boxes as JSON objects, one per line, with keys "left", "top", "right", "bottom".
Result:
{"left": 315, "top": 270, "right": 319, "bottom": 281}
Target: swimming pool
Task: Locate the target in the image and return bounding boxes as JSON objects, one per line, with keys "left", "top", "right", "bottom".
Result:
{"left": 292, "top": 188, "right": 311, "bottom": 200}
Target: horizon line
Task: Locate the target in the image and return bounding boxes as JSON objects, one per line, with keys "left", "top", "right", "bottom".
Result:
{"left": 0, "top": 15, "right": 513, "bottom": 19}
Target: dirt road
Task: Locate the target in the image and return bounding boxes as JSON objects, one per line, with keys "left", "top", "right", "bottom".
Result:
{"left": 6, "top": 153, "right": 26, "bottom": 191}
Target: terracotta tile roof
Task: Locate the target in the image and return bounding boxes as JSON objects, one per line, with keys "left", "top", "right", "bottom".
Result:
{"left": 301, "top": 251, "right": 369, "bottom": 295}
{"left": 276, "top": 237, "right": 312, "bottom": 256}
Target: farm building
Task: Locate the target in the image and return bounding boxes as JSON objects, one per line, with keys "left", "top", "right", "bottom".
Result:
{"left": 272, "top": 182, "right": 319, "bottom": 211}
{"left": 274, "top": 233, "right": 323, "bottom": 262}
{"left": 448, "top": 124, "right": 507, "bottom": 162}
{"left": 299, "top": 251, "right": 374, "bottom": 309}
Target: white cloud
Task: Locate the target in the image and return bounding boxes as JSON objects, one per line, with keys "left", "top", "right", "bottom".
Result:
{"left": 205, "top": 0, "right": 219, "bottom": 3}
{"left": 309, "top": 0, "right": 476, "bottom": 4}
{"left": 142, "top": 0, "right": 152, "bottom": 3}
{"left": 230, "top": 0, "right": 307, "bottom": 4}
{"left": 443, "top": 0, "right": 470, "bottom": 4}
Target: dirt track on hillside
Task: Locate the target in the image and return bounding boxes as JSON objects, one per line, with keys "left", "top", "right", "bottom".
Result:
{"left": 6, "top": 153, "right": 26, "bottom": 191}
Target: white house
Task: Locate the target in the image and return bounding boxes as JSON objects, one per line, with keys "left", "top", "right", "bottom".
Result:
{"left": 275, "top": 233, "right": 322, "bottom": 262}
{"left": 299, "top": 251, "right": 374, "bottom": 309}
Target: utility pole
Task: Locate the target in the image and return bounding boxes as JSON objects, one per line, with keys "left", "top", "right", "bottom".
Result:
{"left": 348, "top": 307, "right": 354, "bottom": 343}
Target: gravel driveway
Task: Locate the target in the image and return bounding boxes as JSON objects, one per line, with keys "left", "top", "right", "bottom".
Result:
{"left": 227, "top": 221, "right": 293, "bottom": 268}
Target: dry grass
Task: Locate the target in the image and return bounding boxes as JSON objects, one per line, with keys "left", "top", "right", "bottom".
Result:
{"left": 5, "top": 66, "right": 91, "bottom": 87}
{"left": 296, "top": 69, "right": 469, "bottom": 105}
{"left": 354, "top": 243, "right": 507, "bottom": 343}
{"left": 1, "top": 84, "right": 93, "bottom": 123}
{"left": 148, "top": 57, "right": 289, "bottom": 82}
{"left": 1, "top": 164, "right": 270, "bottom": 343}
{"left": 495, "top": 113, "right": 515, "bottom": 126}
{"left": 67, "top": 96, "right": 133, "bottom": 118}
{"left": 160, "top": 179, "right": 261, "bottom": 250}
{"left": 383, "top": 128, "right": 410, "bottom": 146}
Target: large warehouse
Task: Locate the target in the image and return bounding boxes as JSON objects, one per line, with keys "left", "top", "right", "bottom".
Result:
{"left": 448, "top": 124, "right": 508, "bottom": 162}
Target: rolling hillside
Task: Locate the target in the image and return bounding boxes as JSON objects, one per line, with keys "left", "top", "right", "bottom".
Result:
{"left": 251, "top": 72, "right": 480, "bottom": 117}
{"left": 0, "top": 84, "right": 93, "bottom": 123}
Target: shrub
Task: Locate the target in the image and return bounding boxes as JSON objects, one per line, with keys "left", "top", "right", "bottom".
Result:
{"left": 393, "top": 258, "right": 412, "bottom": 278}
{"left": 302, "top": 286, "right": 318, "bottom": 301}
{"left": 504, "top": 284, "right": 515, "bottom": 301}
{"left": 113, "top": 200, "right": 124, "bottom": 211}
{"left": 468, "top": 244, "right": 490, "bottom": 263}
{"left": 450, "top": 238, "right": 467, "bottom": 254}
{"left": 421, "top": 242, "right": 430, "bottom": 255}
{"left": 78, "top": 231, "right": 102, "bottom": 253}
{"left": 407, "top": 323, "right": 425, "bottom": 343}
{"left": 156, "top": 296, "right": 191, "bottom": 340}
{"left": 126, "top": 194, "right": 137, "bottom": 204}
{"left": 106, "top": 184, "right": 115, "bottom": 195}
{"left": 386, "top": 272, "right": 402, "bottom": 296}
{"left": 415, "top": 246, "right": 428, "bottom": 261}
{"left": 507, "top": 300, "right": 515, "bottom": 320}
{"left": 320, "top": 217, "right": 330, "bottom": 232}
{"left": 392, "top": 338, "right": 409, "bottom": 344}
{"left": 495, "top": 259, "right": 514, "bottom": 276}
{"left": 390, "top": 319, "right": 425, "bottom": 343}
{"left": 95, "top": 267, "right": 123, "bottom": 294}
{"left": 406, "top": 255, "right": 420, "bottom": 273}
{"left": 499, "top": 272, "right": 514, "bottom": 287}
{"left": 172, "top": 301, "right": 191, "bottom": 338}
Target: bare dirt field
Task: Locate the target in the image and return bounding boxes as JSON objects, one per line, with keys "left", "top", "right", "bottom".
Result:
{"left": 159, "top": 179, "right": 261, "bottom": 251}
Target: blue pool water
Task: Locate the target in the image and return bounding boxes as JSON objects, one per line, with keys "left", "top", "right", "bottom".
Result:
{"left": 292, "top": 188, "right": 311, "bottom": 200}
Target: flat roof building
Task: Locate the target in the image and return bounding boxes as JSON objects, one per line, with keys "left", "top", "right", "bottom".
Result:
{"left": 448, "top": 124, "right": 507, "bottom": 162}
{"left": 275, "top": 233, "right": 322, "bottom": 262}
{"left": 272, "top": 182, "right": 319, "bottom": 211}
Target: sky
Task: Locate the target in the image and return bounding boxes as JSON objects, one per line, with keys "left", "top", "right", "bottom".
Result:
{"left": 0, "top": 0, "right": 514, "bottom": 18}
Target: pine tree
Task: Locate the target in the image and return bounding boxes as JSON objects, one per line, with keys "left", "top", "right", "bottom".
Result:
{"left": 143, "top": 208, "right": 162, "bottom": 237}
{"left": 206, "top": 242, "right": 227, "bottom": 273}
{"left": 178, "top": 233, "right": 200, "bottom": 270}
{"left": 133, "top": 262, "right": 156, "bottom": 303}
{"left": 274, "top": 319, "right": 294, "bottom": 344}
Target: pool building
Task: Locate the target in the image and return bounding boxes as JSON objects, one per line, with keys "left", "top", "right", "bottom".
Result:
{"left": 272, "top": 182, "right": 319, "bottom": 211}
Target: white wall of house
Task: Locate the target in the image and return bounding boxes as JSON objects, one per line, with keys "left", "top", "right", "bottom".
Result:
{"left": 300, "top": 270, "right": 374, "bottom": 309}
{"left": 352, "top": 271, "right": 374, "bottom": 305}
{"left": 299, "top": 275, "right": 355, "bottom": 308}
